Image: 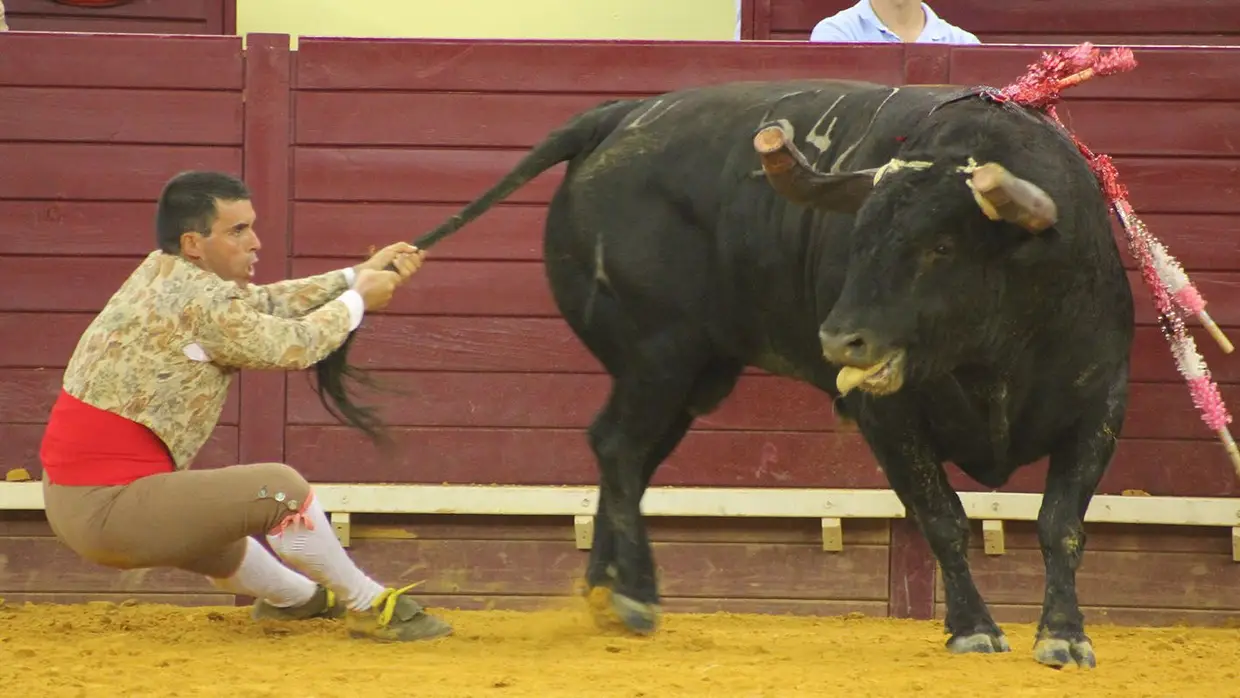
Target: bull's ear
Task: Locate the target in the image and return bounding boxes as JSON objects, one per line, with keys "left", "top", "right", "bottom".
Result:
{"left": 753, "top": 123, "right": 878, "bottom": 214}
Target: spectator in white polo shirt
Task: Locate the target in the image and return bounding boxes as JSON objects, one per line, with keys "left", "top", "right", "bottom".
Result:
{"left": 810, "top": 0, "right": 980, "bottom": 44}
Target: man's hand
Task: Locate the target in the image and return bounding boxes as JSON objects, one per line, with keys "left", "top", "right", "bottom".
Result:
{"left": 355, "top": 242, "right": 427, "bottom": 280}
{"left": 354, "top": 269, "right": 402, "bottom": 311}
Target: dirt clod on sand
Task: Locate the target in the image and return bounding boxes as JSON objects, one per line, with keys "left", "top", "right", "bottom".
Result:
{"left": 0, "top": 600, "right": 1236, "bottom": 697}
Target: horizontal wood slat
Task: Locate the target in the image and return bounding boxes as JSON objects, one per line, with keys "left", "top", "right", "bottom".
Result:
{"left": 0, "top": 33, "right": 242, "bottom": 89}
{"left": 294, "top": 39, "right": 909, "bottom": 92}
{"left": 0, "top": 144, "right": 243, "bottom": 201}
{"left": 284, "top": 371, "right": 1237, "bottom": 441}
{"left": 282, "top": 425, "right": 1238, "bottom": 496}
{"left": 0, "top": 88, "right": 244, "bottom": 145}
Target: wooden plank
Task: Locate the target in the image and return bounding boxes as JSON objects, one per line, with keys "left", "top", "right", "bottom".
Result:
{"left": 284, "top": 369, "right": 1236, "bottom": 441}
{"left": 0, "top": 144, "right": 243, "bottom": 201}
{"left": 283, "top": 426, "right": 887, "bottom": 488}
{"left": 0, "top": 537, "right": 220, "bottom": 593}
{"left": 0, "top": 32, "right": 243, "bottom": 89}
{"left": 0, "top": 314, "right": 96, "bottom": 368}
{"left": 290, "top": 257, "right": 556, "bottom": 317}
{"left": 237, "top": 33, "right": 292, "bottom": 466}
{"left": 294, "top": 91, "right": 613, "bottom": 148}
{"left": 771, "top": 0, "right": 1240, "bottom": 34}
{"left": 2, "top": 424, "right": 240, "bottom": 475}
{"left": 343, "top": 537, "right": 889, "bottom": 600}
{"left": 940, "top": 547, "right": 1240, "bottom": 610}
{"left": 4, "top": 0, "right": 209, "bottom": 21}
{"left": 0, "top": 202, "right": 164, "bottom": 256}
{"left": 292, "top": 146, "right": 564, "bottom": 205}
{"left": 1109, "top": 214, "right": 1240, "bottom": 272}
{"left": 348, "top": 513, "right": 890, "bottom": 546}
{"left": 425, "top": 594, "right": 890, "bottom": 617}
{"left": 960, "top": 519, "right": 1235, "bottom": 555}
{"left": 0, "top": 256, "right": 144, "bottom": 312}
{"left": 0, "top": 368, "right": 240, "bottom": 426}
{"left": 1055, "top": 100, "right": 1240, "bottom": 158}
{"left": 0, "top": 592, "right": 234, "bottom": 606}
{"left": 294, "top": 39, "right": 908, "bottom": 92}
{"left": 0, "top": 87, "right": 243, "bottom": 145}
{"left": 283, "top": 425, "right": 1240, "bottom": 496}
{"left": 948, "top": 46, "right": 1240, "bottom": 101}
{"left": 292, "top": 146, "right": 1240, "bottom": 214}
{"left": 1129, "top": 271, "right": 1240, "bottom": 326}
{"left": 944, "top": 438, "right": 1240, "bottom": 497}
{"left": 291, "top": 202, "right": 545, "bottom": 261}
{"left": 286, "top": 371, "right": 839, "bottom": 431}
{"left": 1114, "top": 157, "right": 1240, "bottom": 215}
{"left": 3, "top": 16, "right": 209, "bottom": 34}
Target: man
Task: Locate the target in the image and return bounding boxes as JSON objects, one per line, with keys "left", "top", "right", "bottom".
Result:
{"left": 39, "top": 170, "right": 451, "bottom": 642}
{"left": 809, "top": 0, "right": 980, "bottom": 44}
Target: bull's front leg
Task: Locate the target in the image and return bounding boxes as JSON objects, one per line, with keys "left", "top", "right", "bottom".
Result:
{"left": 857, "top": 406, "right": 1008, "bottom": 654}
{"left": 1033, "top": 378, "right": 1126, "bottom": 669}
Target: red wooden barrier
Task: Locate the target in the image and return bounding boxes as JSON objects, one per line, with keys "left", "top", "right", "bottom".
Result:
{"left": 1, "top": 32, "right": 1239, "bottom": 619}
{"left": 3, "top": 0, "right": 234, "bottom": 35}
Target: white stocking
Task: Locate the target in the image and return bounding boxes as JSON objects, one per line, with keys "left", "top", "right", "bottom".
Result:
{"left": 265, "top": 493, "right": 385, "bottom": 611}
{"left": 210, "top": 536, "right": 317, "bottom": 608}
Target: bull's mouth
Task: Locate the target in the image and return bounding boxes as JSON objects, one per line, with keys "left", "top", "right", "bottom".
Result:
{"left": 834, "top": 350, "right": 906, "bottom": 397}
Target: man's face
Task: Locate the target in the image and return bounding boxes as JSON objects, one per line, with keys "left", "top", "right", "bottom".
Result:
{"left": 179, "top": 198, "right": 261, "bottom": 286}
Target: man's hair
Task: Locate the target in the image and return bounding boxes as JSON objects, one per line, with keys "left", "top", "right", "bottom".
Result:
{"left": 155, "top": 170, "right": 251, "bottom": 253}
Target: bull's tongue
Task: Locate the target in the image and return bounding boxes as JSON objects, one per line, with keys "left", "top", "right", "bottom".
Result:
{"left": 836, "top": 360, "right": 889, "bottom": 395}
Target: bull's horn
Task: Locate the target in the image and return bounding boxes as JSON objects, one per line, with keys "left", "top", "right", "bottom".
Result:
{"left": 753, "top": 124, "right": 876, "bottom": 213}
{"left": 968, "top": 162, "right": 1058, "bottom": 233}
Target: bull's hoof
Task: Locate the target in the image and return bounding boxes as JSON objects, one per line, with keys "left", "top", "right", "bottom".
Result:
{"left": 1033, "top": 636, "right": 1096, "bottom": 669}
{"left": 581, "top": 584, "right": 659, "bottom": 635}
{"left": 946, "top": 631, "right": 1010, "bottom": 654}
{"left": 611, "top": 593, "right": 660, "bottom": 635}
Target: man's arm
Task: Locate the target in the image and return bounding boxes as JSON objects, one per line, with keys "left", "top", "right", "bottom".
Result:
{"left": 189, "top": 287, "right": 366, "bottom": 371}
{"left": 241, "top": 266, "right": 356, "bottom": 319}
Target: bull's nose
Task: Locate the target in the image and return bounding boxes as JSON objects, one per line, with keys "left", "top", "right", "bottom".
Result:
{"left": 820, "top": 326, "right": 880, "bottom": 366}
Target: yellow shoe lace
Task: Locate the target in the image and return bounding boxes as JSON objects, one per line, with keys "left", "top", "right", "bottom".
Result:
{"left": 323, "top": 588, "right": 337, "bottom": 611}
{"left": 375, "top": 581, "right": 425, "bottom": 627}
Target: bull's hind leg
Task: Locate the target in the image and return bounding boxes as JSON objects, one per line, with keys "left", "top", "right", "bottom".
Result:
{"left": 1032, "top": 376, "right": 1127, "bottom": 670}
{"left": 856, "top": 402, "right": 1008, "bottom": 655}
{"left": 582, "top": 355, "right": 741, "bottom": 635}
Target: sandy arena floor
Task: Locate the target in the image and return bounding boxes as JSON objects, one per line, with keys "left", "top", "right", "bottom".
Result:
{"left": 2, "top": 599, "right": 1238, "bottom": 697}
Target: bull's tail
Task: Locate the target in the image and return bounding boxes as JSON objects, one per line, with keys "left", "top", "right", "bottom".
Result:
{"left": 312, "top": 97, "right": 645, "bottom": 444}
{"left": 413, "top": 97, "right": 644, "bottom": 250}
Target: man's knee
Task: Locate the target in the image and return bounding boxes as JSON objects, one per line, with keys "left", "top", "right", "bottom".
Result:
{"left": 243, "top": 462, "right": 312, "bottom": 503}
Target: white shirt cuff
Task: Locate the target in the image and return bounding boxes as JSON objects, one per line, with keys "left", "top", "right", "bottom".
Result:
{"left": 340, "top": 266, "right": 357, "bottom": 288}
{"left": 337, "top": 289, "right": 365, "bottom": 330}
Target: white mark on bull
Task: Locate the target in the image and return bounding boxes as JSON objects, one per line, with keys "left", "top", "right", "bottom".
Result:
{"left": 584, "top": 235, "right": 610, "bottom": 324}
{"left": 831, "top": 87, "right": 901, "bottom": 173}
{"left": 805, "top": 94, "right": 846, "bottom": 155}
{"left": 625, "top": 98, "right": 682, "bottom": 129}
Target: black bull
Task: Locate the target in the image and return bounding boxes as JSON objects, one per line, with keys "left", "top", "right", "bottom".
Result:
{"left": 314, "top": 79, "right": 1135, "bottom": 669}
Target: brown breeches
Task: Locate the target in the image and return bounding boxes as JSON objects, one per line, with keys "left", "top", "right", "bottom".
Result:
{"left": 42, "top": 463, "right": 312, "bottom": 579}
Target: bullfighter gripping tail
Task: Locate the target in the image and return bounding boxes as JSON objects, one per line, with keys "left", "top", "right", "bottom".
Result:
{"left": 39, "top": 171, "right": 451, "bottom": 642}
{"left": 310, "top": 44, "right": 1235, "bottom": 668}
